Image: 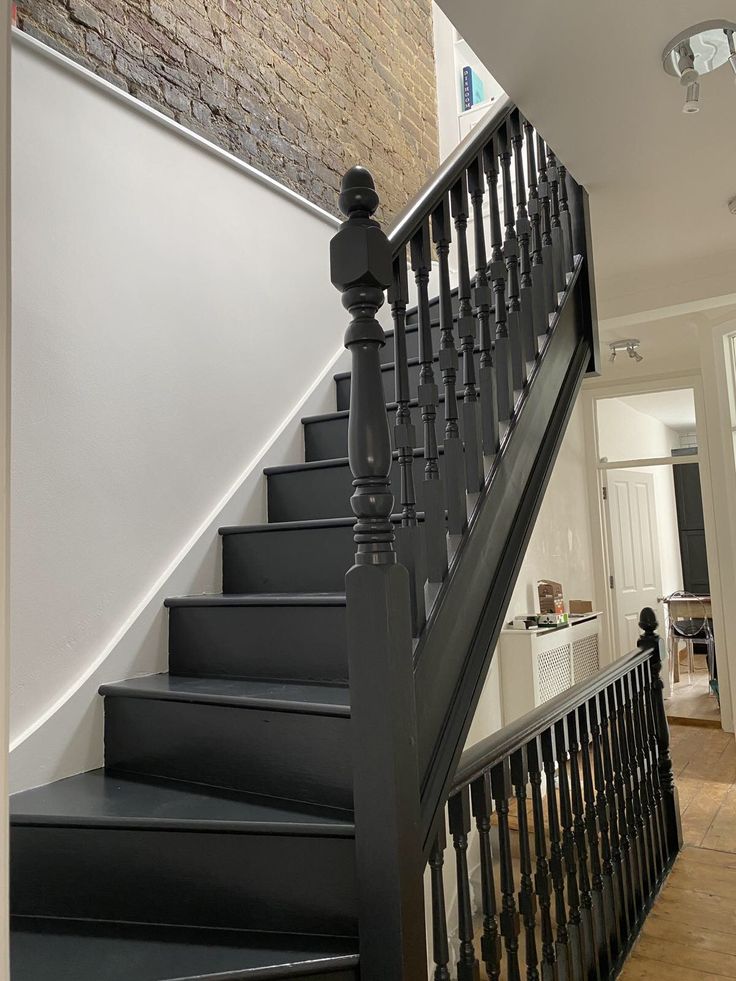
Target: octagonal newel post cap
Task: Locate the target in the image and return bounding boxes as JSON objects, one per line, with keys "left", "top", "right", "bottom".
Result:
{"left": 638, "top": 606, "right": 659, "bottom": 637}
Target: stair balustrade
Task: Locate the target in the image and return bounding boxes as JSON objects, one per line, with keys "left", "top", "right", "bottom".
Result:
{"left": 330, "top": 97, "right": 601, "bottom": 978}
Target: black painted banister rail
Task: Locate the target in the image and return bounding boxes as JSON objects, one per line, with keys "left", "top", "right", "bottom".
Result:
{"left": 330, "top": 95, "right": 599, "bottom": 980}
{"left": 429, "top": 609, "right": 682, "bottom": 981}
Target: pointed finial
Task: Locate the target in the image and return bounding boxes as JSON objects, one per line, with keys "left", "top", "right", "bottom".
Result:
{"left": 338, "top": 166, "right": 379, "bottom": 219}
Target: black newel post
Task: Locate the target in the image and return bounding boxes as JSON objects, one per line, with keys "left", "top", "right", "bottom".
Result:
{"left": 637, "top": 607, "right": 683, "bottom": 859}
{"left": 330, "top": 167, "right": 427, "bottom": 981}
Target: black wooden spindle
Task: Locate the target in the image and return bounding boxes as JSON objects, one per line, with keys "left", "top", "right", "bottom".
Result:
{"left": 638, "top": 608, "right": 682, "bottom": 860}
{"left": 540, "top": 728, "right": 575, "bottom": 981}
{"left": 614, "top": 676, "right": 646, "bottom": 921}
{"left": 545, "top": 146, "right": 566, "bottom": 297}
{"left": 450, "top": 174, "right": 484, "bottom": 494}
{"left": 523, "top": 120, "right": 547, "bottom": 348}
{"left": 484, "top": 139, "right": 514, "bottom": 424}
{"left": 597, "top": 687, "right": 631, "bottom": 947}
{"left": 627, "top": 669, "right": 657, "bottom": 902}
{"left": 491, "top": 758, "right": 522, "bottom": 981}
{"left": 389, "top": 253, "right": 426, "bottom": 637}
{"left": 536, "top": 135, "right": 557, "bottom": 316}
{"left": 605, "top": 683, "right": 638, "bottom": 930}
{"left": 331, "top": 167, "right": 426, "bottom": 979}
{"left": 553, "top": 719, "right": 585, "bottom": 981}
{"left": 430, "top": 827, "right": 452, "bottom": 981}
{"left": 587, "top": 693, "right": 623, "bottom": 961}
{"left": 498, "top": 124, "right": 526, "bottom": 393}
{"left": 467, "top": 154, "right": 499, "bottom": 458}
{"left": 638, "top": 660, "right": 668, "bottom": 876}
{"left": 558, "top": 162, "right": 574, "bottom": 274}
{"left": 410, "top": 221, "right": 447, "bottom": 583}
{"left": 471, "top": 774, "right": 503, "bottom": 981}
{"left": 510, "top": 747, "right": 540, "bottom": 981}
{"left": 432, "top": 196, "right": 467, "bottom": 538}
{"left": 526, "top": 738, "right": 558, "bottom": 981}
{"left": 564, "top": 713, "right": 598, "bottom": 981}
{"left": 511, "top": 112, "right": 536, "bottom": 368}
{"left": 573, "top": 707, "right": 607, "bottom": 980}
{"left": 449, "top": 788, "right": 481, "bottom": 981}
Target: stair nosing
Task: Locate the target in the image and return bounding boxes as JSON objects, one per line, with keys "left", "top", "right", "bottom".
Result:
{"left": 219, "top": 513, "right": 423, "bottom": 536}
{"left": 100, "top": 674, "right": 351, "bottom": 718}
{"left": 164, "top": 593, "right": 347, "bottom": 609}
{"left": 300, "top": 393, "right": 449, "bottom": 426}
{"left": 264, "top": 445, "right": 443, "bottom": 477}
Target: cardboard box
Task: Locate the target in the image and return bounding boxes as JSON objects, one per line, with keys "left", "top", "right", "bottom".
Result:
{"left": 538, "top": 580, "right": 564, "bottom": 615}
{"left": 569, "top": 599, "right": 594, "bottom": 615}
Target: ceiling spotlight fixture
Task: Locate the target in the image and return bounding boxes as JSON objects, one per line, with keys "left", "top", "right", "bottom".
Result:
{"left": 662, "top": 20, "right": 736, "bottom": 112}
{"left": 609, "top": 339, "right": 644, "bottom": 364}
{"left": 729, "top": 195, "right": 736, "bottom": 215}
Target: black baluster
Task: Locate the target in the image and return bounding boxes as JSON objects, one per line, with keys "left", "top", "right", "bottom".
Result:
{"left": 598, "top": 686, "right": 631, "bottom": 948}
{"left": 491, "top": 757, "right": 522, "bottom": 981}
{"left": 467, "top": 153, "right": 499, "bottom": 456}
{"left": 390, "top": 253, "right": 426, "bottom": 637}
{"left": 526, "top": 737, "right": 558, "bottom": 981}
{"left": 523, "top": 119, "right": 547, "bottom": 348}
{"left": 536, "top": 135, "right": 557, "bottom": 316}
{"left": 627, "top": 669, "right": 656, "bottom": 904}
{"left": 410, "top": 221, "right": 447, "bottom": 584}
{"left": 432, "top": 195, "right": 467, "bottom": 538}
{"left": 554, "top": 719, "right": 585, "bottom": 981}
{"left": 471, "top": 773, "right": 503, "bottom": 981}
{"left": 540, "top": 728, "right": 577, "bottom": 981}
{"left": 484, "top": 139, "right": 513, "bottom": 425}
{"left": 638, "top": 660, "right": 668, "bottom": 876}
{"left": 575, "top": 706, "right": 608, "bottom": 979}
{"left": 613, "top": 676, "right": 646, "bottom": 923}
{"left": 545, "top": 145, "right": 566, "bottom": 297}
{"left": 511, "top": 112, "right": 536, "bottom": 368}
{"left": 606, "top": 683, "right": 639, "bottom": 930}
{"left": 557, "top": 161, "right": 574, "bottom": 274}
{"left": 449, "top": 788, "right": 481, "bottom": 981}
{"left": 564, "top": 713, "right": 598, "bottom": 981}
{"left": 498, "top": 123, "right": 525, "bottom": 393}
{"left": 430, "top": 827, "right": 452, "bottom": 981}
{"left": 450, "top": 174, "right": 484, "bottom": 494}
{"left": 511, "top": 747, "right": 540, "bottom": 981}
{"left": 587, "top": 692, "right": 623, "bottom": 961}
{"left": 638, "top": 608, "right": 683, "bottom": 860}
{"left": 330, "top": 166, "right": 426, "bottom": 979}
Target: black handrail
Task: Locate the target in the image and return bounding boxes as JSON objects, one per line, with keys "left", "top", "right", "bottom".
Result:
{"left": 386, "top": 94, "right": 514, "bottom": 251}
{"left": 452, "top": 647, "right": 649, "bottom": 792}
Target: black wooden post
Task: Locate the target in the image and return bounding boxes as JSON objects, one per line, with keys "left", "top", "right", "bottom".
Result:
{"left": 638, "top": 607, "right": 683, "bottom": 858}
{"left": 330, "top": 166, "right": 427, "bottom": 981}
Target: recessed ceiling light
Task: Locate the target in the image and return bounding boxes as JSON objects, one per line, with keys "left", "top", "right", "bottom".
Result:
{"left": 662, "top": 20, "right": 736, "bottom": 112}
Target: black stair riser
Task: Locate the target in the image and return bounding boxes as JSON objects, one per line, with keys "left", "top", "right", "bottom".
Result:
{"left": 104, "top": 696, "right": 353, "bottom": 809}
{"left": 222, "top": 524, "right": 355, "bottom": 594}
{"left": 11, "top": 825, "right": 357, "bottom": 936}
{"left": 168, "top": 604, "right": 348, "bottom": 683}
{"left": 336, "top": 348, "right": 479, "bottom": 412}
{"left": 268, "top": 455, "right": 441, "bottom": 523}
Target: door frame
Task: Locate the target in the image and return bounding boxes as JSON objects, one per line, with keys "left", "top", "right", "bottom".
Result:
{"left": 581, "top": 370, "right": 732, "bottom": 732}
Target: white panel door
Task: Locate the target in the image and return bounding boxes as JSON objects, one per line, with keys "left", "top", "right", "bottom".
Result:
{"left": 606, "top": 470, "right": 663, "bottom": 656}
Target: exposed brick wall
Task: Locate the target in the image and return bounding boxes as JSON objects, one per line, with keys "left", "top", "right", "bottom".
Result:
{"left": 17, "top": 0, "right": 439, "bottom": 219}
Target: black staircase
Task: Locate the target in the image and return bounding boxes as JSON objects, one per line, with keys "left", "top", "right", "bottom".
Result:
{"left": 8, "top": 97, "right": 680, "bottom": 980}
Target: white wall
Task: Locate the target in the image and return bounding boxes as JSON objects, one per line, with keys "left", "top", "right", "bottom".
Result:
{"left": 596, "top": 397, "right": 683, "bottom": 597}
{"left": 1, "top": 0, "right": 11, "bottom": 970}
{"left": 10, "top": 34, "right": 348, "bottom": 790}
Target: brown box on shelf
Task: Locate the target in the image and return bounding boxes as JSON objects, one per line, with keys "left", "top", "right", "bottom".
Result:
{"left": 569, "top": 599, "right": 593, "bottom": 615}
{"left": 538, "top": 579, "right": 564, "bottom": 615}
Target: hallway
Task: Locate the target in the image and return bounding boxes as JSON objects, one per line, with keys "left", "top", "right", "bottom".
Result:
{"left": 621, "top": 724, "right": 736, "bottom": 979}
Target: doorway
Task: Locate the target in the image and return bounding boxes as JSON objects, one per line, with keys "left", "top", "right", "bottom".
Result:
{"left": 592, "top": 385, "right": 721, "bottom": 728}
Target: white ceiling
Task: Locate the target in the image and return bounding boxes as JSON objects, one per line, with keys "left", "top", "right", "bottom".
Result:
{"left": 618, "top": 390, "right": 697, "bottom": 431}
{"left": 437, "top": 0, "right": 736, "bottom": 317}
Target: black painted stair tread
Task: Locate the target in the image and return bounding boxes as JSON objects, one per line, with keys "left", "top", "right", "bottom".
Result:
{"left": 10, "top": 918, "right": 359, "bottom": 981}
{"left": 100, "top": 674, "right": 351, "bottom": 717}
{"left": 165, "top": 593, "right": 346, "bottom": 608}
{"left": 11, "top": 769, "right": 355, "bottom": 833}
{"left": 264, "top": 444, "right": 442, "bottom": 477}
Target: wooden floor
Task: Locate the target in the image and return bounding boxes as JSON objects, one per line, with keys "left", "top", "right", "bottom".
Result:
{"left": 621, "top": 723, "right": 736, "bottom": 979}
{"left": 666, "top": 655, "right": 720, "bottom": 727}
